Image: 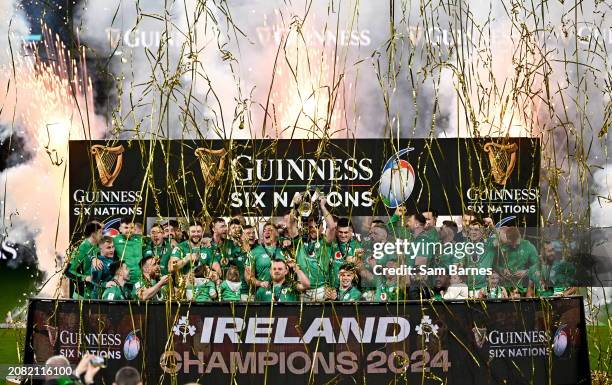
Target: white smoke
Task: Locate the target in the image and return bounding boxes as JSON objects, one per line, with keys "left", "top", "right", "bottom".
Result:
{"left": 74, "top": 0, "right": 410, "bottom": 139}
{"left": 590, "top": 165, "right": 612, "bottom": 227}
{"left": 0, "top": 2, "right": 107, "bottom": 296}
{"left": 0, "top": 0, "right": 28, "bottom": 70}
{"left": 76, "top": 0, "right": 243, "bottom": 139}
{"left": 74, "top": 0, "right": 611, "bottom": 226}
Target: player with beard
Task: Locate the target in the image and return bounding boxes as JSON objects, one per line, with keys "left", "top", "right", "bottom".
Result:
{"left": 365, "top": 222, "right": 393, "bottom": 264}
{"left": 329, "top": 218, "right": 364, "bottom": 290}
{"left": 144, "top": 223, "right": 173, "bottom": 275}
{"left": 102, "top": 261, "right": 131, "bottom": 300}
{"left": 169, "top": 221, "right": 221, "bottom": 275}
{"left": 210, "top": 218, "right": 241, "bottom": 274}
{"left": 66, "top": 221, "right": 103, "bottom": 299}
{"left": 232, "top": 219, "right": 261, "bottom": 300}
{"left": 360, "top": 223, "right": 396, "bottom": 300}
{"left": 133, "top": 255, "right": 169, "bottom": 301}
{"left": 295, "top": 216, "right": 332, "bottom": 301}
{"left": 211, "top": 217, "right": 250, "bottom": 299}
{"left": 406, "top": 214, "right": 432, "bottom": 267}
{"left": 90, "top": 236, "right": 116, "bottom": 299}
{"left": 495, "top": 227, "right": 538, "bottom": 294}
{"left": 326, "top": 263, "right": 362, "bottom": 301}
{"left": 246, "top": 222, "right": 291, "bottom": 292}
{"left": 406, "top": 213, "right": 432, "bottom": 300}
{"left": 455, "top": 209, "right": 477, "bottom": 242}
{"left": 435, "top": 220, "right": 459, "bottom": 269}
{"left": 255, "top": 259, "right": 310, "bottom": 302}
{"left": 163, "top": 220, "right": 182, "bottom": 245}
{"left": 113, "top": 217, "right": 145, "bottom": 285}
{"left": 461, "top": 219, "right": 496, "bottom": 296}
{"left": 423, "top": 209, "right": 441, "bottom": 242}
{"left": 527, "top": 241, "right": 577, "bottom": 297}
{"left": 287, "top": 194, "right": 335, "bottom": 302}
{"left": 242, "top": 225, "right": 258, "bottom": 249}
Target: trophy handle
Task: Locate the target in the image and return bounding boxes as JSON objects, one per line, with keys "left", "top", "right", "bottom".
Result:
{"left": 298, "top": 190, "right": 313, "bottom": 217}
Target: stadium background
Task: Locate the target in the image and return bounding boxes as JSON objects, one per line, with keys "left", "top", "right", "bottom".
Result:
{"left": 0, "top": 0, "right": 610, "bottom": 381}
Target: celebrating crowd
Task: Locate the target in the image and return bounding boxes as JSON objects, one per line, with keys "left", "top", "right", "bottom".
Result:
{"left": 64, "top": 195, "right": 577, "bottom": 303}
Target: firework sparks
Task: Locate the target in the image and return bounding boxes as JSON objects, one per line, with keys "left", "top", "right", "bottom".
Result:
{"left": 265, "top": 15, "right": 348, "bottom": 139}
{"left": 10, "top": 25, "right": 96, "bottom": 150}
{"left": 0, "top": 23, "right": 105, "bottom": 296}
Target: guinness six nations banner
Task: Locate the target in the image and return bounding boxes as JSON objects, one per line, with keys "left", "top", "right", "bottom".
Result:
{"left": 68, "top": 138, "right": 540, "bottom": 235}
{"left": 25, "top": 297, "right": 590, "bottom": 384}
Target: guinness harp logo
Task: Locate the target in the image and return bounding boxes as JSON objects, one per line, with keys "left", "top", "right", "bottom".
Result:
{"left": 472, "top": 326, "right": 488, "bottom": 348}
{"left": 91, "top": 144, "right": 125, "bottom": 187}
{"left": 194, "top": 147, "right": 226, "bottom": 185}
{"left": 44, "top": 324, "right": 59, "bottom": 346}
{"left": 483, "top": 142, "right": 518, "bottom": 185}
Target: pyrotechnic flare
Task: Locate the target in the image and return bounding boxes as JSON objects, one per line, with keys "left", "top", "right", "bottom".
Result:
{"left": 266, "top": 16, "right": 348, "bottom": 138}
{"left": 0, "top": 23, "right": 105, "bottom": 298}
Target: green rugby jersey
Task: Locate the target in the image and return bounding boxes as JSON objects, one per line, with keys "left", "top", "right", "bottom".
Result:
{"left": 255, "top": 281, "right": 299, "bottom": 302}
{"left": 296, "top": 238, "right": 331, "bottom": 289}
{"left": 113, "top": 234, "right": 144, "bottom": 283}
{"left": 247, "top": 244, "right": 287, "bottom": 282}
{"left": 102, "top": 284, "right": 130, "bottom": 300}
{"left": 67, "top": 239, "right": 99, "bottom": 299}
{"left": 329, "top": 239, "right": 361, "bottom": 289}
{"left": 171, "top": 241, "right": 218, "bottom": 273}
{"left": 337, "top": 286, "right": 362, "bottom": 301}
{"left": 219, "top": 280, "right": 242, "bottom": 301}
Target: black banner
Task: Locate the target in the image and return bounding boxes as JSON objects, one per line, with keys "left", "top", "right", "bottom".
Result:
{"left": 25, "top": 297, "right": 589, "bottom": 384}
{"left": 69, "top": 138, "right": 540, "bottom": 235}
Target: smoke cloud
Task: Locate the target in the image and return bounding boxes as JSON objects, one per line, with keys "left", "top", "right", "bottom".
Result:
{"left": 0, "top": 2, "right": 106, "bottom": 296}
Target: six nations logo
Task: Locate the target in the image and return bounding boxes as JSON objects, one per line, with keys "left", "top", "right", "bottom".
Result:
{"left": 378, "top": 148, "right": 416, "bottom": 208}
